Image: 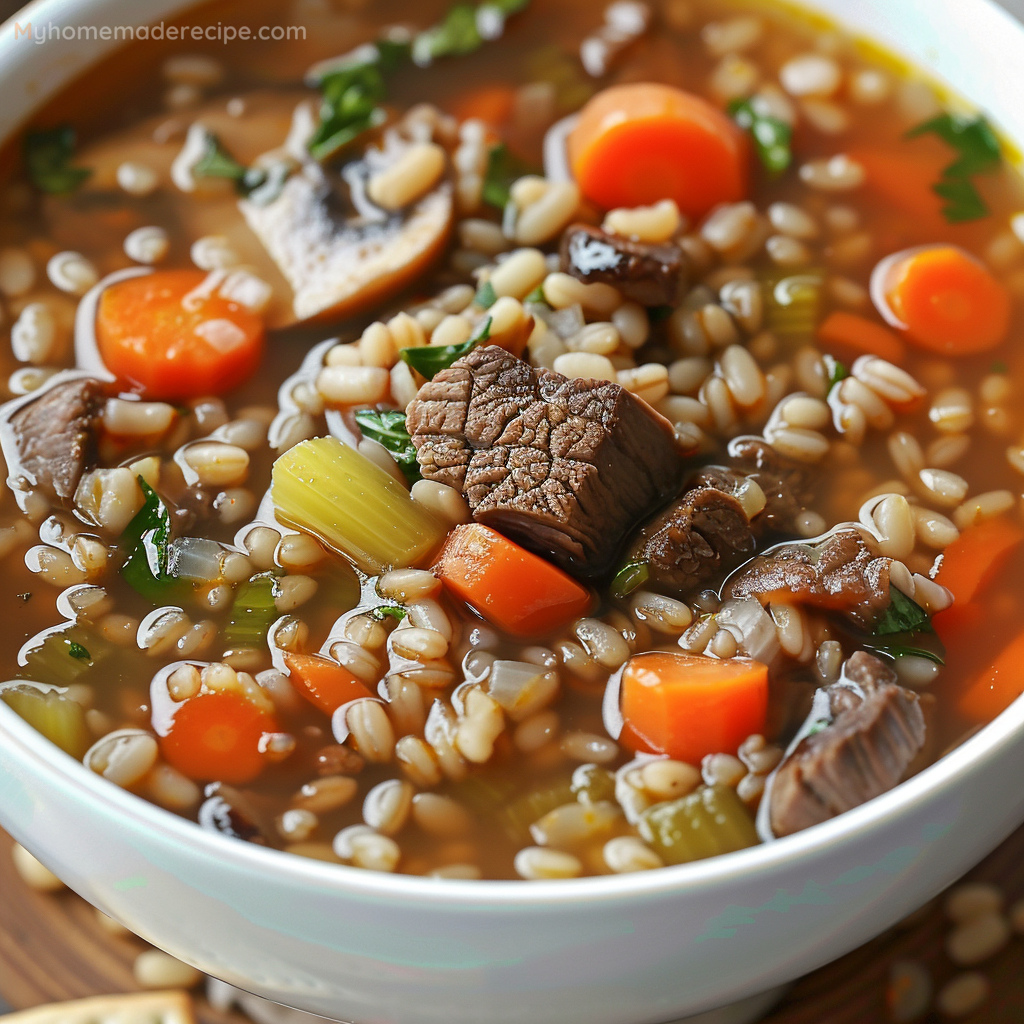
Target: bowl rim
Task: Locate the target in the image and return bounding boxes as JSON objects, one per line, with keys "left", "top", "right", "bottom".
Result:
{"left": 2, "top": 0, "right": 1024, "bottom": 906}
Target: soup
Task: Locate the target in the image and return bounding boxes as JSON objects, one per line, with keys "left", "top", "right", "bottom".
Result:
{"left": 2, "top": 0, "right": 1024, "bottom": 881}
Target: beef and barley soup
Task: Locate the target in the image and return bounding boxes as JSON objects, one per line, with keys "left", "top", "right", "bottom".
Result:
{"left": 3, "top": 0, "right": 1024, "bottom": 880}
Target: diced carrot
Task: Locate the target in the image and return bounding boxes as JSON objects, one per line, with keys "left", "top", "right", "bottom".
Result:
{"left": 847, "top": 146, "right": 950, "bottom": 233}
{"left": 285, "top": 652, "right": 373, "bottom": 716}
{"left": 959, "top": 627, "right": 1024, "bottom": 722}
{"left": 451, "top": 85, "right": 517, "bottom": 128}
{"left": 159, "top": 691, "right": 277, "bottom": 784}
{"left": 567, "top": 83, "right": 748, "bottom": 217}
{"left": 96, "top": 269, "right": 265, "bottom": 401}
{"left": 433, "top": 523, "right": 592, "bottom": 637}
{"left": 877, "top": 244, "right": 1012, "bottom": 355}
{"left": 933, "top": 517, "right": 1024, "bottom": 641}
{"left": 817, "top": 311, "right": 906, "bottom": 365}
{"left": 619, "top": 651, "right": 768, "bottom": 764}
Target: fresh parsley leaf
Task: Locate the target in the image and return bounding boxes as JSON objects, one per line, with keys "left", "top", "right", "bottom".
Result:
{"left": 371, "top": 604, "right": 408, "bottom": 621}
{"left": 611, "top": 560, "right": 650, "bottom": 600}
{"left": 525, "top": 285, "right": 547, "bottom": 305}
{"left": 906, "top": 113, "right": 1001, "bottom": 223}
{"left": 874, "top": 586, "right": 933, "bottom": 637}
{"left": 68, "top": 641, "right": 91, "bottom": 661}
{"left": 193, "top": 134, "right": 292, "bottom": 204}
{"left": 121, "top": 478, "right": 183, "bottom": 603}
{"left": 482, "top": 143, "right": 536, "bottom": 209}
{"left": 354, "top": 408, "right": 421, "bottom": 484}
{"left": 476, "top": 279, "right": 498, "bottom": 308}
{"left": 729, "top": 98, "right": 792, "bottom": 176}
{"left": 413, "top": 4, "right": 481, "bottom": 65}
{"left": 194, "top": 134, "right": 248, "bottom": 182}
{"left": 24, "top": 127, "right": 92, "bottom": 195}
{"left": 400, "top": 317, "right": 492, "bottom": 379}
{"left": 309, "top": 63, "right": 389, "bottom": 162}
{"left": 824, "top": 354, "right": 849, "bottom": 393}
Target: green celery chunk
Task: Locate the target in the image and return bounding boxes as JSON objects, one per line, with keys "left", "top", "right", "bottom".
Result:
{"left": 271, "top": 437, "right": 446, "bottom": 575}
{"left": 763, "top": 272, "right": 823, "bottom": 345}
{"left": 1, "top": 683, "right": 91, "bottom": 758}
{"left": 499, "top": 780, "right": 576, "bottom": 843}
{"left": 224, "top": 573, "right": 279, "bottom": 651}
{"left": 570, "top": 763, "right": 617, "bottom": 805}
{"left": 20, "top": 626, "right": 112, "bottom": 688}
{"left": 639, "top": 785, "right": 759, "bottom": 865}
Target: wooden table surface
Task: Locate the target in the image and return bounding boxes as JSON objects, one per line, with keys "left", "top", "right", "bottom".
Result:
{"left": 1, "top": 825, "right": 1022, "bottom": 1024}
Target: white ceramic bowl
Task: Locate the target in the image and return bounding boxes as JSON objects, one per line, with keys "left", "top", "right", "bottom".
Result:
{"left": 3, "top": 2, "right": 1024, "bottom": 1022}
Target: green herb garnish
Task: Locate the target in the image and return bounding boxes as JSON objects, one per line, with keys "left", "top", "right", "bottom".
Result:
{"left": 729, "top": 98, "right": 792, "bottom": 176}
{"left": 24, "top": 127, "right": 92, "bottom": 195}
{"left": 475, "top": 280, "right": 498, "bottom": 308}
{"left": 67, "top": 642, "right": 91, "bottom": 662}
{"left": 525, "top": 285, "right": 547, "bottom": 305}
{"left": 906, "top": 113, "right": 1001, "bottom": 223}
{"left": 413, "top": 4, "right": 481, "bottom": 64}
{"left": 874, "top": 586, "right": 933, "bottom": 637}
{"left": 121, "top": 478, "right": 183, "bottom": 603}
{"left": 353, "top": 408, "right": 421, "bottom": 485}
{"left": 611, "top": 560, "right": 650, "bottom": 600}
{"left": 400, "top": 316, "right": 492, "bottom": 380}
{"left": 482, "top": 143, "right": 536, "bottom": 210}
{"left": 309, "top": 63, "right": 389, "bottom": 162}
{"left": 371, "top": 604, "right": 408, "bottom": 621}
{"left": 193, "top": 133, "right": 291, "bottom": 204}
{"left": 824, "top": 354, "right": 849, "bottom": 394}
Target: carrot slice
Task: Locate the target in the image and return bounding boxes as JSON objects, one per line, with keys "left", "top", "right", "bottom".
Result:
{"left": 567, "top": 83, "right": 749, "bottom": 217}
{"left": 847, "top": 147, "right": 950, "bottom": 232}
{"left": 285, "top": 652, "right": 373, "bottom": 716}
{"left": 817, "top": 311, "right": 906, "bottom": 365}
{"left": 159, "top": 691, "right": 276, "bottom": 784}
{"left": 959, "top": 627, "right": 1024, "bottom": 722}
{"left": 878, "top": 245, "right": 1012, "bottom": 355}
{"left": 433, "top": 523, "right": 592, "bottom": 637}
{"left": 620, "top": 651, "right": 768, "bottom": 764}
{"left": 935, "top": 516, "right": 1024, "bottom": 608}
{"left": 97, "top": 269, "right": 265, "bottom": 401}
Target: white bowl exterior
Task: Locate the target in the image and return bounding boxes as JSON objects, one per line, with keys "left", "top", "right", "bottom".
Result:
{"left": 2, "top": 1, "right": 1024, "bottom": 1022}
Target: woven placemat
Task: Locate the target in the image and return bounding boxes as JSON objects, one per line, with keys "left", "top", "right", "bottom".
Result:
{"left": 1, "top": 826, "right": 1021, "bottom": 1023}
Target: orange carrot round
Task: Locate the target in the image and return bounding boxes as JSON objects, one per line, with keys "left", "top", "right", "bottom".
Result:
{"left": 567, "top": 83, "right": 749, "bottom": 217}
{"left": 872, "top": 245, "right": 1012, "bottom": 355}
{"left": 433, "top": 523, "right": 592, "bottom": 637}
{"left": 160, "top": 691, "right": 276, "bottom": 784}
{"left": 97, "top": 269, "right": 265, "bottom": 401}
{"left": 619, "top": 651, "right": 768, "bottom": 764}
{"left": 959, "top": 627, "right": 1024, "bottom": 723}
{"left": 817, "top": 310, "right": 906, "bottom": 365}
{"left": 285, "top": 652, "right": 373, "bottom": 716}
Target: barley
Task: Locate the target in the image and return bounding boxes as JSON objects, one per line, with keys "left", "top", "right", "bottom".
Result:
{"left": 719, "top": 344, "right": 766, "bottom": 407}
{"left": 954, "top": 490, "right": 1015, "bottom": 530}
{"left": 489, "top": 248, "right": 547, "bottom": 299}
{"left": 780, "top": 53, "right": 842, "bottom": 97}
{"left": 514, "top": 846, "right": 582, "bottom": 880}
{"left": 702, "top": 752, "right": 746, "bottom": 787}
{"left": 190, "top": 235, "right": 239, "bottom": 271}
{"left": 911, "top": 506, "right": 958, "bottom": 549}
{"left": 781, "top": 395, "right": 830, "bottom": 430}
{"left": 134, "top": 950, "right": 201, "bottom": 990}
{"left": 392, "top": 625, "right": 449, "bottom": 662}
{"left": 515, "top": 181, "right": 580, "bottom": 246}
{"left": 543, "top": 272, "right": 621, "bottom": 315}
{"left": 979, "top": 373, "right": 1012, "bottom": 406}
{"left": 770, "top": 427, "right": 829, "bottom": 462}
{"left": 146, "top": 763, "right": 201, "bottom": 811}
{"left": 344, "top": 700, "right": 395, "bottom": 763}
{"left": 363, "top": 779, "right": 414, "bottom": 836}
{"left": 603, "top": 199, "right": 682, "bottom": 243}
{"left": 561, "top": 730, "right": 618, "bottom": 764}
{"left": 455, "top": 687, "right": 504, "bottom": 763}
{"left": 929, "top": 387, "right": 974, "bottom": 434}
{"left": 767, "top": 202, "right": 819, "bottom": 239}
{"left": 709, "top": 54, "right": 760, "bottom": 101}
{"left": 84, "top": 729, "right": 158, "bottom": 788}
{"left": 396, "top": 735, "right": 442, "bottom": 788}
{"left": 553, "top": 351, "right": 617, "bottom": 381}
{"left": 575, "top": 618, "right": 631, "bottom": 669}
{"left": 514, "top": 710, "right": 560, "bottom": 753}
{"left": 639, "top": 759, "right": 701, "bottom": 801}
{"left": 350, "top": 831, "right": 402, "bottom": 873}
{"left": 631, "top": 591, "right": 693, "bottom": 634}
{"left": 766, "top": 234, "right": 811, "bottom": 266}
{"left": 104, "top": 398, "right": 176, "bottom": 437}
{"left": 850, "top": 68, "right": 890, "bottom": 104}
{"left": 11, "top": 302, "right": 57, "bottom": 364}
{"left": 531, "top": 799, "right": 620, "bottom": 849}
{"left": 412, "top": 792, "right": 472, "bottom": 837}
{"left": 11, "top": 845, "right": 64, "bottom": 891}
{"left": 771, "top": 603, "right": 806, "bottom": 659}
{"left": 294, "top": 775, "right": 358, "bottom": 813}
{"left": 867, "top": 493, "right": 916, "bottom": 560}
{"left": 618, "top": 363, "right": 669, "bottom": 403}
{"left": 917, "top": 468, "right": 969, "bottom": 507}
{"left": 837, "top": 376, "right": 894, "bottom": 430}
{"left": 368, "top": 143, "right": 446, "bottom": 211}
{"left": 799, "top": 155, "right": 865, "bottom": 191}
{"left": 888, "top": 430, "right": 925, "bottom": 481}
{"left": 424, "top": 699, "right": 468, "bottom": 782}
{"left": 946, "top": 911, "right": 1011, "bottom": 966}
{"left": 936, "top": 973, "right": 989, "bottom": 1018}
{"left": 410, "top": 479, "right": 472, "bottom": 526}
{"left": 406, "top": 598, "right": 454, "bottom": 642}
{"left": 316, "top": 365, "right": 390, "bottom": 405}
{"left": 458, "top": 218, "right": 507, "bottom": 256}
{"left": 47, "top": 251, "right": 98, "bottom": 295}
{"left": 183, "top": 442, "right": 249, "bottom": 487}
{"left": 702, "top": 201, "right": 760, "bottom": 255}
{"left": 0, "top": 247, "right": 35, "bottom": 296}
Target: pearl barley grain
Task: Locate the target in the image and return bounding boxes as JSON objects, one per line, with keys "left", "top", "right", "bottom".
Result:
{"left": 133, "top": 950, "right": 202, "bottom": 989}
{"left": 125, "top": 226, "right": 170, "bottom": 264}
{"left": 116, "top": 160, "right": 160, "bottom": 196}
{"left": 47, "top": 251, "right": 98, "bottom": 295}
{"left": 11, "top": 844, "right": 64, "bottom": 891}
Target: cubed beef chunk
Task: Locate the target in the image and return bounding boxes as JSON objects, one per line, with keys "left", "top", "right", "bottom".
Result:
{"left": 6, "top": 377, "right": 104, "bottom": 501}
{"left": 406, "top": 345, "right": 685, "bottom": 578}
{"left": 724, "top": 529, "right": 892, "bottom": 628}
{"left": 560, "top": 224, "right": 686, "bottom": 307}
{"left": 728, "top": 436, "right": 810, "bottom": 533}
{"left": 767, "top": 651, "right": 927, "bottom": 837}
{"left": 628, "top": 485, "right": 755, "bottom": 594}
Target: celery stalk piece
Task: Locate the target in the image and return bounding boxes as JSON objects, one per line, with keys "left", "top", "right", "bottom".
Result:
{"left": 639, "top": 785, "right": 758, "bottom": 865}
{"left": 1, "top": 682, "right": 91, "bottom": 758}
{"left": 271, "top": 437, "right": 447, "bottom": 574}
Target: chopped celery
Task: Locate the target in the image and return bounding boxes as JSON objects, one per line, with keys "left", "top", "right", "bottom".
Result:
{"left": 224, "top": 572, "right": 279, "bottom": 650}
{"left": 763, "top": 273, "right": 823, "bottom": 345}
{"left": 639, "top": 785, "right": 758, "bottom": 865}
{"left": 0, "top": 683, "right": 91, "bottom": 758}
{"left": 570, "top": 763, "right": 617, "bottom": 805}
{"left": 499, "top": 780, "right": 576, "bottom": 843}
{"left": 271, "top": 437, "right": 447, "bottom": 574}
{"left": 20, "top": 625, "right": 112, "bottom": 687}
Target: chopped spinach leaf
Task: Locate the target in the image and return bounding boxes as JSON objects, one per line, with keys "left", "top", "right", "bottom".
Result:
{"left": 353, "top": 408, "right": 421, "bottom": 484}
{"left": 482, "top": 143, "right": 536, "bottom": 210}
{"left": 25, "top": 127, "right": 92, "bottom": 195}
{"left": 906, "top": 113, "right": 1001, "bottom": 223}
{"left": 874, "top": 586, "right": 933, "bottom": 637}
{"left": 729, "top": 98, "right": 792, "bottom": 176}
{"left": 371, "top": 604, "right": 408, "bottom": 621}
{"left": 824, "top": 354, "right": 849, "bottom": 393}
{"left": 611, "top": 560, "right": 650, "bottom": 600}
{"left": 121, "top": 478, "right": 183, "bottom": 602}
{"left": 67, "top": 641, "right": 91, "bottom": 662}
{"left": 475, "top": 279, "right": 498, "bottom": 308}
{"left": 400, "top": 316, "right": 492, "bottom": 379}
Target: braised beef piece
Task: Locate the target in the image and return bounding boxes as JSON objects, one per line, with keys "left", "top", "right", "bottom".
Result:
{"left": 725, "top": 529, "right": 892, "bottom": 628}
{"left": 6, "top": 377, "right": 104, "bottom": 501}
{"left": 628, "top": 485, "right": 755, "bottom": 593}
{"left": 729, "top": 437, "right": 809, "bottom": 533}
{"left": 560, "top": 224, "right": 686, "bottom": 307}
{"left": 406, "top": 345, "right": 684, "bottom": 578}
{"left": 768, "top": 651, "right": 927, "bottom": 837}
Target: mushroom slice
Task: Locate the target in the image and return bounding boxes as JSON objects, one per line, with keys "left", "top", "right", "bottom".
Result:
{"left": 239, "top": 144, "right": 454, "bottom": 323}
